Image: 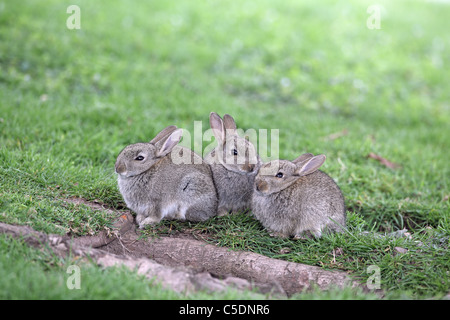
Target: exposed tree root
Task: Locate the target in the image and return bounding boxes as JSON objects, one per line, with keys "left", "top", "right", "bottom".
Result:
{"left": 0, "top": 220, "right": 259, "bottom": 295}
{"left": 0, "top": 197, "right": 369, "bottom": 296}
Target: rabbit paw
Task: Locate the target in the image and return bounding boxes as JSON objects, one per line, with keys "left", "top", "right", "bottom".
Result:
{"left": 293, "top": 230, "right": 322, "bottom": 240}
{"left": 137, "top": 216, "right": 161, "bottom": 229}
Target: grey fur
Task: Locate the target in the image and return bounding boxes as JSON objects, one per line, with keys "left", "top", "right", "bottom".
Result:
{"left": 204, "top": 112, "right": 261, "bottom": 216}
{"left": 115, "top": 126, "right": 218, "bottom": 229}
{"left": 251, "top": 154, "right": 346, "bottom": 238}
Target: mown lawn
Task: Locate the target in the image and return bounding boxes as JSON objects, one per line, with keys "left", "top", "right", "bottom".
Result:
{"left": 0, "top": 0, "right": 449, "bottom": 299}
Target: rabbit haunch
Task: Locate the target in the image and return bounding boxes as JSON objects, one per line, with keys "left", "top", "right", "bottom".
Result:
{"left": 252, "top": 154, "right": 346, "bottom": 238}
{"left": 115, "top": 126, "right": 218, "bottom": 229}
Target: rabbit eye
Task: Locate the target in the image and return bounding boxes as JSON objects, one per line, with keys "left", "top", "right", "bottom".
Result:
{"left": 134, "top": 155, "right": 145, "bottom": 161}
{"left": 275, "top": 172, "right": 283, "bottom": 178}
{"left": 232, "top": 149, "right": 238, "bottom": 156}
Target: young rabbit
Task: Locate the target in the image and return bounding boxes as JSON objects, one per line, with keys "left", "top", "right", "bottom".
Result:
{"left": 204, "top": 112, "right": 261, "bottom": 216}
{"left": 252, "top": 153, "right": 346, "bottom": 238}
{"left": 115, "top": 126, "right": 218, "bottom": 229}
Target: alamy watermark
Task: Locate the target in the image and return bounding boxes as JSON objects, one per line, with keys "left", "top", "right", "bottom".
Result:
{"left": 66, "top": 5, "right": 81, "bottom": 30}
{"left": 66, "top": 265, "right": 81, "bottom": 290}
{"left": 366, "top": 4, "right": 383, "bottom": 30}
{"left": 366, "top": 265, "right": 381, "bottom": 290}
{"left": 170, "top": 121, "right": 280, "bottom": 173}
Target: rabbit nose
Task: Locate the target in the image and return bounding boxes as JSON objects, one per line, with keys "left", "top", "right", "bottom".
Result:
{"left": 243, "top": 162, "right": 255, "bottom": 172}
{"left": 255, "top": 180, "right": 268, "bottom": 192}
{"left": 115, "top": 163, "right": 126, "bottom": 175}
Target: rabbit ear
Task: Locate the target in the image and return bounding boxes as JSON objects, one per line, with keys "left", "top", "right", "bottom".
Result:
{"left": 223, "top": 114, "right": 237, "bottom": 135}
{"left": 210, "top": 112, "right": 225, "bottom": 144}
{"left": 157, "top": 129, "right": 183, "bottom": 157}
{"left": 292, "top": 153, "right": 314, "bottom": 165}
{"left": 295, "top": 154, "right": 326, "bottom": 176}
{"left": 150, "top": 125, "right": 178, "bottom": 144}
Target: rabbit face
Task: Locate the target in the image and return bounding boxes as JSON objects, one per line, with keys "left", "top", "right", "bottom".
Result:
{"left": 116, "top": 126, "right": 183, "bottom": 178}
{"left": 115, "top": 143, "right": 159, "bottom": 178}
{"left": 254, "top": 154, "right": 327, "bottom": 195}
{"left": 209, "top": 112, "right": 260, "bottom": 175}
{"left": 254, "top": 160, "right": 299, "bottom": 195}
{"left": 116, "top": 127, "right": 183, "bottom": 178}
{"left": 218, "top": 135, "right": 259, "bottom": 174}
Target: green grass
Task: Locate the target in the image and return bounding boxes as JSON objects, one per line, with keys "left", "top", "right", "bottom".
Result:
{"left": 1, "top": 0, "right": 449, "bottom": 299}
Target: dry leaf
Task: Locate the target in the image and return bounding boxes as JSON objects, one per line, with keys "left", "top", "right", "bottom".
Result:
{"left": 333, "top": 247, "right": 344, "bottom": 256}
{"left": 394, "top": 247, "right": 408, "bottom": 254}
{"left": 367, "top": 152, "right": 401, "bottom": 169}
{"left": 323, "top": 129, "right": 348, "bottom": 141}
{"left": 279, "top": 247, "right": 291, "bottom": 254}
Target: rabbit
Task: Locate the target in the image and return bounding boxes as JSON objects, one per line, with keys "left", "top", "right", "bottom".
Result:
{"left": 251, "top": 153, "right": 346, "bottom": 238}
{"left": 204, "top": 112, "right": 261, "bottom": 216}
{"left": 115, "top": 125, "right": 218, "bottom": 229}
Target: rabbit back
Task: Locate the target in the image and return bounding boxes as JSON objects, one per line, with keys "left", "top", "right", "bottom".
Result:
{"left": 147, "top": 152, "right": 217, "bottom": 220}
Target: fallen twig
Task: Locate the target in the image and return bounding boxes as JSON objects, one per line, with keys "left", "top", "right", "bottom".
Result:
{"left": 367, "top": 152, "right": 401, "bottom": 169}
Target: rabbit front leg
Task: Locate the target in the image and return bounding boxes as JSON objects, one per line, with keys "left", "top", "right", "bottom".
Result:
{"left": 135, "top": 204, "right": 162, "bottom": 229}
{"left": 137, "top": 216, "right": 162, "bottom": 229}
{"left": 293, "top": 229, "right": 323, "bottom": 240}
